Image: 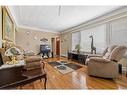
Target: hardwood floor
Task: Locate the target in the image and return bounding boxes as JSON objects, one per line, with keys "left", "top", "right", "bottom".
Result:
{"left": 19, "top": 56, "right": 127, "bottom": 89}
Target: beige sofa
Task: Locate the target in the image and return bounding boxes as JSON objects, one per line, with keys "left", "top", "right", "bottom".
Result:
{"left": 23, "top": 54, "right": 42, "bottom": 70}
{"left": 16, "top": 46, "right": 43, "bottom": 70}
{"left": 86, "top": 45, "right": 127, "bottom": 78}
{"left": 0, "top": 47, "right": 43, "bottom": 70}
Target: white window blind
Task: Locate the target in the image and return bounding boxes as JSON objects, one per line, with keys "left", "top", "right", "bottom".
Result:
{"left": 80, "top": 24, "right": 106, "bottom": 53}
{"left": 110, "top": 17, "right": 127, "bottom": 46}
{"left": 110, "top": 17, "right": 127, "bottom": 57}
{"left": 71, "top": 32, "right": 80, "bottom": 51}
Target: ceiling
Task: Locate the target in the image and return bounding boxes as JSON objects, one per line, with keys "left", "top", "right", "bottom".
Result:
{"left": 9, "top": 6, "right": 121, "bottom": 32}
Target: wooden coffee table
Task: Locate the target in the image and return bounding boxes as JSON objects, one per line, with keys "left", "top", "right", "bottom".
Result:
{"left": 0, "top": 66, "right": 47, "bottom": 89}
{"left": 22, "top": 68, "right": 47, "bottom": 89}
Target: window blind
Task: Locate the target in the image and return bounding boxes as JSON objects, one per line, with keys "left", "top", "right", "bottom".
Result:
{"left": 71, "top": 32, "right": 80, "bottom": 51}
{"left": 80, "top": 24, "right": 106, "bottom": 53}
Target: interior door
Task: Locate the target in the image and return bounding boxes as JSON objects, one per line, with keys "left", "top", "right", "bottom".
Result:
{"left": 56, "top": 37, "right": 60, "bottom": 56}
{"left": 51, "top": 38, "right": 55, "bottom": 57}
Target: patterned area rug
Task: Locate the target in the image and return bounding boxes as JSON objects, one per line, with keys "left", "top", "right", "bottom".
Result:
{"left": 48, "top": 61, "right": 82, "bottom": 74}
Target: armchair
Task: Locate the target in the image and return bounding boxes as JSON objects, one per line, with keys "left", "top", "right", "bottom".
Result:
{"left": 10, "top": 46, "right": 43, "bottom": 70}
{"left": 87, "top": 45, "right": 127, "bottom": 78}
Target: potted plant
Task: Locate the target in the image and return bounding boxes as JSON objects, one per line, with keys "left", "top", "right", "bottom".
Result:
{"left": 75, "top": 44, "right": 80, "bottom": 53}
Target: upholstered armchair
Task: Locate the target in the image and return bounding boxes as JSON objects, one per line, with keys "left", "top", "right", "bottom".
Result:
{"left": 12, "top": 46, "right": 43, "bottom": 70}
{"left": 87, "top": 46, "right": 127, "bottom": 78}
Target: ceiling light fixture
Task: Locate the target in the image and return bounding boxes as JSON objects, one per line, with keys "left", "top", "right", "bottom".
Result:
{"left": 58, "top": 6, "right": 61, "bottom": 16}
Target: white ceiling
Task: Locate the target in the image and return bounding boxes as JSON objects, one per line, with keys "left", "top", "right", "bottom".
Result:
{"left": 9, "top": 6, "right": 121, "bottom": 32}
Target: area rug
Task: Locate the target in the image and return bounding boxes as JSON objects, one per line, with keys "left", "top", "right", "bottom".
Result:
{"left": 48, "top": 61, "right": 82, "bottom": 74}
{"left": 65, "top": 63, "right": 82, "bottom": 70}
{"left": 48, "top": 61, "right": 61, "bottom": 66}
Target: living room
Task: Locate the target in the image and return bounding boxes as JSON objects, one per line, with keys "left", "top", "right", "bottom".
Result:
{"left": 0, "top": 1, "right": 127, "bottom": 94}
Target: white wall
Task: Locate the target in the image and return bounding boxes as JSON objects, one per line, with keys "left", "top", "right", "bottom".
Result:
{"left": 0, "top": 7, "right": 2, "bottom": 48}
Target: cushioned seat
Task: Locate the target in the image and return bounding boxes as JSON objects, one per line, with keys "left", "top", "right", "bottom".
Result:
{"left": 24, "top": 55, "right": 42, "bottom": 70}
{"left": 87, "top": 45, "right": 127, "bottom": 78}
{"left": 23, "top": 61, "right": 41, "bottom": 70}
{"left": 25, "top": 55, "right": 42, "bottom": 63}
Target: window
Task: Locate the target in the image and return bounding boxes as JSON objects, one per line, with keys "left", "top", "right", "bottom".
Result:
{"left": 110, "top": 17, "right": 127, "bottom": 46}
{"left": 71, "top": 32, "right": 80, "bottom": 51}
{"left": 80, "top": 24, "right": 106, "bottom": 53}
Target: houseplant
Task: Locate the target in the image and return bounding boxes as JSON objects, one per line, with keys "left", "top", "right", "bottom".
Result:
{"left": 75, "top": 44, "right": 81, "bottom": 53}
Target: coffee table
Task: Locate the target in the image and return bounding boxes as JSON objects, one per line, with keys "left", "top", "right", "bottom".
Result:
{"left": 22, "top": 68, "right": 47, "bottom": 89}
{"left": 0, "top": 66, "right": 47, "bottom": 89}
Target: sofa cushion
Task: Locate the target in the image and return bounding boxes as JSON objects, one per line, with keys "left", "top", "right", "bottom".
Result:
{"left": 25, "top": 55, "right": 42, "bottom": 63}
{"left": 24, "top": 52, "right": 35, "bottom": 56}
{"left": 16, "top": 55, "right": 24, "bottom": 60}
{"left": 24, "top": 61, "right": 41, "bottom": 70}
{"left": 103, "top": 45, "right": 117, "bottom": 59}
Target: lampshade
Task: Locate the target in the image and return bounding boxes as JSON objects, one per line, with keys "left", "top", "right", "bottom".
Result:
{"left": 5, "top": 46, "right": 21, "bottom": 56}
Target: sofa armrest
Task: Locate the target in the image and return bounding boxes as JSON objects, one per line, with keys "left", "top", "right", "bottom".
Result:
{"left": 25, "top": 55, "right": 42, "bottom": 63}
{"left": 89, "top": 57, "right": 110, "bottom": 63}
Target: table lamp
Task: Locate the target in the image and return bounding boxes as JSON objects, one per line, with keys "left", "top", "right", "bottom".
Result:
{"left": 5, "top": 46, "right": 21, "bottom": 64}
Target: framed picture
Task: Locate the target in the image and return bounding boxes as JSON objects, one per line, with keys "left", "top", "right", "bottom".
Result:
{"left": 2, "top": 7, "right": 14, "bottom": 42}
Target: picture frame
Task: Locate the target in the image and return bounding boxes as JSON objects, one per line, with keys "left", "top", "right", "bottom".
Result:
{"left": 2, "top": 7, "right": 14, "bottom": 42}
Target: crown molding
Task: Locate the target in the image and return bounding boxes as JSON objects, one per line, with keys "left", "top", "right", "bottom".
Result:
{"left": 61, "top": 6, "right": 127, "bottom": 34}
{"left": 18, "top": 25, "right": 59, "bottom": 33}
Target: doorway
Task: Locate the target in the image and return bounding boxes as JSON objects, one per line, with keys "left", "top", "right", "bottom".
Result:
{"left": 51, "top": 38, "right": 55, "bottom": 57}
{"left": 56, "top": 37, "right": 60, "bottom": 56}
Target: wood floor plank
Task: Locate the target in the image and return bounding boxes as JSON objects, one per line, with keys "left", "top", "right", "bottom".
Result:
{"left": 18, "top": 56, "right": 127, "bottom": 89}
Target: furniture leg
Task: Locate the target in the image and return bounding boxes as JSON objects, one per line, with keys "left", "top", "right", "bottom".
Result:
{"left": 41, "top": 61, "right": 45, "bottom": 69}
{"left": 126, "top": 64, "right": 127, "bottom": 77}
{"left": 32, "top": 83, "right": 35, "bottom": 89}
{"left": 44, "top": 75, "right": 47, "bottom": 89}
{"left": 19, "top": 85, "right": 23, "bottom": 89}
{"left": 40, "top": 79, "right": 42, "bottom": 82}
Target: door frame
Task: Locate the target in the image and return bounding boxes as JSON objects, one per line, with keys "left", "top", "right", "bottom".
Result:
{"left": 56, "top": 37, "right": 60, "bottom": 56}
